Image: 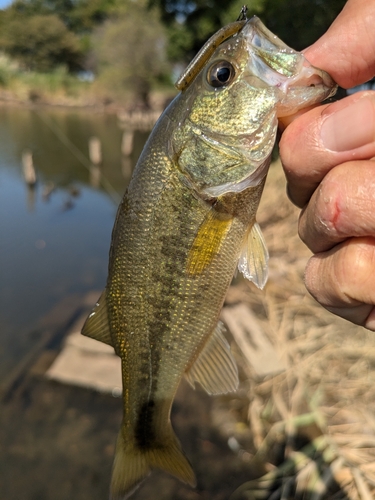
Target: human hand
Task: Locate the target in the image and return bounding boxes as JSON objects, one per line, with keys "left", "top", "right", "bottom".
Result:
{"left": 279, "top": 0, "right": 375, "bottom": 329}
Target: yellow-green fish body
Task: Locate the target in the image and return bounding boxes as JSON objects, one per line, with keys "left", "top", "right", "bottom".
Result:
{"left": 82, "top": 16, "right": 336, "bottom": 500}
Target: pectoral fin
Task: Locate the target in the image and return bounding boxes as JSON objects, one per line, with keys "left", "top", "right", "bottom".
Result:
{"left": 237, "top": 222, "right": 269, "bottom": 290}
{"left": 187, "top": 209, "right": 232, "bottom": 276}
{"left": 185, "top": 322, "right": 238, "bottom": 395}
{"left": 81, "top": 289, "right": 113, "bottom": 346}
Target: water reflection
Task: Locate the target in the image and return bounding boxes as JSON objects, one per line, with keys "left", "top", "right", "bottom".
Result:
{"left": 90, "top": 163, "right": 101, "bottom": 189}
{"left": 26, "top": 184, "right": 37, "bottom": 212}
{"left": 0, "top": 106, "right": 148, "bottom": 378}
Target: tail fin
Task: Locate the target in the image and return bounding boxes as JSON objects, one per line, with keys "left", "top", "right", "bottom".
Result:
{"left": 110, "top": 427, "right": 196, "bottom": 500}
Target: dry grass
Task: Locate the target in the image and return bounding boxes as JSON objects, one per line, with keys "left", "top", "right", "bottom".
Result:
{"left": 223, "top": 160, "right": 375, "bottom": 500}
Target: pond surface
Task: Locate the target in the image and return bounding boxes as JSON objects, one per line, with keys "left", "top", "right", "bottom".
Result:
{"left": 0, "top": 105, "right": 147, "bottom": 378}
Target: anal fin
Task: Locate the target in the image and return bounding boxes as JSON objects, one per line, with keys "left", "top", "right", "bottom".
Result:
{"left": 237, "top": 221, "right": 269, "bottom": 289}
{"left": 81, "top": 289, "right": 113, "bottom": 346}
{"left": 185, "top": 322, "right": 238, "bottom": 395}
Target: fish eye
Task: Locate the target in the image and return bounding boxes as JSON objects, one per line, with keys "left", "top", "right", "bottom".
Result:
{"left": 207, "top": 60, "right": 235, "bottom": 88}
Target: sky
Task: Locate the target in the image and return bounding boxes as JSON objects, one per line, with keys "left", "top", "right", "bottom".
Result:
{"left": 0, "top": 0, "right": 11, "bottom": 8}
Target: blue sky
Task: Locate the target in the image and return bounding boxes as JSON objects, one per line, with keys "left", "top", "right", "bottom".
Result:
{"left": 0, "top": 0, "right": 11, "bottom": 8}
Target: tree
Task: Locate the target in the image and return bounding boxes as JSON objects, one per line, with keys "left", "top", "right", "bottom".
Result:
{"left": 0, "top": 14, "right": 82, "bottom": 71}
{"left": 149, "top": 0, "right": 259, "bottom": 61}
{"left": 149, "top": 0, "right": 346, "bottom": 62}
{"left": 1, "top": 0, "right": 117, "bottom": 33}
{"left": 68, "top": 0, "right": 118, "bottom": 33}
{"left": 93, "top": 3, "right": 170, "bottom": 109}
{"left": 258, "top": 0, "right": 347, "bottom": 51}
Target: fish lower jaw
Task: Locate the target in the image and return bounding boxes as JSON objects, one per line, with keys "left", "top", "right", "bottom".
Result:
{"left": 276, "top": 83, "right": 338, "bottom": 117}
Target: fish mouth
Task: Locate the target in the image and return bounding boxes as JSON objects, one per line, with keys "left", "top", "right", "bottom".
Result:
{"left": 242, "top": 16, "right": 337, "bottom": 116}
{"left": 275, "top": 67, "right": 337, "bottom": 117}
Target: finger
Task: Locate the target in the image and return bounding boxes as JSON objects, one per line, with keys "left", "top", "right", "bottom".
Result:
{"left": 299, "top": 160, "right": 375, "bottom": 253}
{"left": 304, "top": 236, "right": 375, "bottom": 330}
{"left": 279, "top": 91, "right": 375, "bottom": 207}
{"left": 304, "top": 0, "right": 375, "bottom": 89}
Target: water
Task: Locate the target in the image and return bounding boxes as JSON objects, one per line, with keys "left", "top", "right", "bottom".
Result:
{"left": 0, "top": 107, "right": 254, "bottom": 500}
{"left": 0, "top": 105, "right": 147, "bottom": 378}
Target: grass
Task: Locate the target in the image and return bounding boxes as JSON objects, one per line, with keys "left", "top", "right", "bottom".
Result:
{"left": 221, "top": 161, "right": 375, "bottom": 500}
{"left": 0, "top": 53, "right": 97, "bottom": 106}
{"left": 0, "top": 52, "right": 175, "bottom": 109}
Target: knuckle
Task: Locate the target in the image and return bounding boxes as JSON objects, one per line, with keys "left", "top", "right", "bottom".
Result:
{"left": 297, "top": 175, "right": 343, "bottom": 252}
{"left": 307, "top": 238, "right": 375, "bottom": 307}
{"left": 314, "top": 161, "right": 375, "bottom": 241}
{"left": 340, "top": 238, "right": 375, "bottom": 292}
{"left": 314, "top": 173, "right": 343, "bottom": 235}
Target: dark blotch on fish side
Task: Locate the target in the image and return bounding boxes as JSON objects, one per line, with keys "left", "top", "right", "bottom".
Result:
{"left": 135, "top": 400, "right": 156, "bottom": 449}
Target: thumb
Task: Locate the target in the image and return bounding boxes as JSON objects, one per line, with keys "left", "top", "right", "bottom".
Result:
{"left": 304, "top": 0, "right": 375, "bottom": 89}
{"left": 279, "top": 91, "right": 375, "bottom": 208}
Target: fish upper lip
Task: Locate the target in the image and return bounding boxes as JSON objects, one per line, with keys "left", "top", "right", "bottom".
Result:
{"left": 242, "top": 16, "right": 337, "bottom": 97}
{"left": 245, "top": 55, "right": 336, "bottom": 96}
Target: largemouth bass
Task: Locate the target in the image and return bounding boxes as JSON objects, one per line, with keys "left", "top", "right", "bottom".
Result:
{"left": 82, "top": 14, "right": 336, "bottom": 500}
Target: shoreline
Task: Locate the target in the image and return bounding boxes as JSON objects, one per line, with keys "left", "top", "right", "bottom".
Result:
{"left": 0, "top": 88, "right": 177, "bottom": 115}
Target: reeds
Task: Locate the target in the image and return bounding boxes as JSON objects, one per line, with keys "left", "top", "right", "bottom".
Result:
{"left": 223, "top": 160, "right": 375, "bottom": 500}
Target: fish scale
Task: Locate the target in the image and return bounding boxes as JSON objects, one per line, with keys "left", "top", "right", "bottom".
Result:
{"left": 81, "top": 14, "right": 336, "bottom": 500}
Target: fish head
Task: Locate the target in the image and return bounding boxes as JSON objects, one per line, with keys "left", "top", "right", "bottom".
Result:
{"left": 173, "top": 16, "right": 337, "bottom": 197}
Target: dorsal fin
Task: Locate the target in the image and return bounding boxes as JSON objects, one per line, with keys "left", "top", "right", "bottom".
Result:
{"left": 81, "top": 289, "right": 113, "bottom": 346}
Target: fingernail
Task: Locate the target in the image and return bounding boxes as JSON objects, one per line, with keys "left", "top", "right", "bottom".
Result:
{"left": 321, "top": 94, "right": 375, "bottom": 152}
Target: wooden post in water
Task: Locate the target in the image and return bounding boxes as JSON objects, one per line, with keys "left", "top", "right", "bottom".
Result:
{"left": 121, "top": 130, "right": 134, "bottom": 157}
{"left": 22, "top": 149, "right": 37, "bottom": 186}
{"left": 89, "top": 137, "right": 102, "bottom": 188}
{"left": 89, "top": 136, "right": 102, "bottom": 165}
